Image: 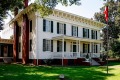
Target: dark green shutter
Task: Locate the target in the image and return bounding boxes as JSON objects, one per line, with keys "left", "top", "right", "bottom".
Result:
{"left": 72, "top": 26, "right": 73, "bottom": 36}
{"left": 30, "top": 20, "right": 32, "bottom": 32}
{"left": 96, "top": 45, "right": 98, "bottom": 53}
{"left": 88, "top": 29, "right": 89, "bottom": 38}
{"left": 83, "top": 43, "right": 85, "bottom": 53}
{"left": 96, "top": 31, "right": 97, "bottom": 39}
{"left": 64, "top": 24, "right": 66, "bottom": 35}
{"left": 64, "top": 41, "right": 66, "bottom": 52}
{"left": 43, "top": 39, "right": 46, "bottom": 51}
{"left": 77, "top": 27, "right": 78, "bottom": 37}
{"left": 51, "top": 21, "right": 53, "bottom": 33}
{"left": 57, "top": 22, "right": 59, "bottom": 34}
{"left": 43, "top": 19, "right": 46, "bottom": 31}
{"left": 51, "top": 40, "right": 53, "bottom": 52}
{"left": 83, "top": 28, "right": 85, "bottom": 37}
{"left": 57, "top": 41, "right": 59, "bottom": 52}
{"left": 88, "top": 44, "right": 90, "bottom": 53}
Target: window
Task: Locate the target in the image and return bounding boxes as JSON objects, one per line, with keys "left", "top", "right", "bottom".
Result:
{"left": 57, "top": 22, "right": 66, "bottom": 35}
{"left": 91, "top": 30, "right": 97, "bottom": 39}
{"left": 72, "top": 26, "right": 78, "bottom": 37}
{"left": 43, "top": 19, "right": 53, "bottom": 33}
{"left": 19, "top": 43, "right": 21, "bottom": 52}
{"left": 83, "top": 44, "right": 89, "bottom": 53}
{"left": 43, "top": 39, "right": 53, "bottom": 52}
{"left": 83, "top": 28, "right": 89, "bottom": 38}
{"left": 30, "top": 20, "right": 32, "bottom": 32}
{"left": 57, "top": 41, "right": 66, "bottom": 52}
{"left": 30, "top": 39, "right": 32, "bottom": 51}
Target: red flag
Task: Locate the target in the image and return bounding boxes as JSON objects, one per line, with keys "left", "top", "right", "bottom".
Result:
{"left": 104, "top": 6, "right": 108, "bottom": 22}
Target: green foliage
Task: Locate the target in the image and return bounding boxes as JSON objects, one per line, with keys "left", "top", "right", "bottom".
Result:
{"left": 0, "top": 0, "right": 23, "bottom": 28}
{"left": 34, "top": 0, "right": 81, "bottom": 17}
{"left": 94, "top": 1, "right": 120, "bottom": 57}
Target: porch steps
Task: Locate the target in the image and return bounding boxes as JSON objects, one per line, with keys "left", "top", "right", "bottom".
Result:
{"left": 91, "top": 59, "right": 100, "bottom": 66}
{"left": 92, "top": 58, "right": 106, "bottom": 66}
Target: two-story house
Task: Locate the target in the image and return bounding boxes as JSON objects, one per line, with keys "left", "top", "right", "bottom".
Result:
{"left": 11, "top": 4, "right": 105, "bottom": 65}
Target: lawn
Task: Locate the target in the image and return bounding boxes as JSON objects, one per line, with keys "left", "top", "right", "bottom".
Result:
{"left": 0, "top": 62, "right": 120, "bottom": 80}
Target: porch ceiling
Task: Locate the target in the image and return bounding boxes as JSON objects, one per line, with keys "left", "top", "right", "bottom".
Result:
{"left": 52, "top": 35, "right": 102, "bottom": 43}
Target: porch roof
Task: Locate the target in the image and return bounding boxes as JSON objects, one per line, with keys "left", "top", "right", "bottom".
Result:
{"left": 0, "top": 39, "right": 13, "bottom": 44}
{"left": 52, "top": 35, "right": 102, "bottom": 43}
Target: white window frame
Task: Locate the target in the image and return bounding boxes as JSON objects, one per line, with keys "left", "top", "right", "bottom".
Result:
{"left": 59, "top": 23, "right": 64, "bottom": 34}
{"left": 72, "top": 26, "right": 77, "bottom": 37}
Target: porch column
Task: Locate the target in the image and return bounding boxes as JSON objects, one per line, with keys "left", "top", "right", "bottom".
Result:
{"left": 79, "top": 40, "right": 81, "bottom": 57}
{"left": 62, "top": 38, "right": 64, "bottom": 66}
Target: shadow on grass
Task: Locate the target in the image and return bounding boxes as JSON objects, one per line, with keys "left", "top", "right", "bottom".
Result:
{"left": 0, "top": 63, "right": 115, "bottom": 80}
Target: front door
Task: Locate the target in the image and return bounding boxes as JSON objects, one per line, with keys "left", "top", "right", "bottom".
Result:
{"left": 73, "top": 45, "right": 76, "bottom": 52}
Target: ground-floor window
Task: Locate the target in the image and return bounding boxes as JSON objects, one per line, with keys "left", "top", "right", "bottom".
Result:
{"left": 43, "top": 39, "right": 53, "bottom": 52}
{"left": 83, "top": 43, "right": 89, "bottom": 53}
{"left": 57, "top": 41, "right": 66, "bottom": 52}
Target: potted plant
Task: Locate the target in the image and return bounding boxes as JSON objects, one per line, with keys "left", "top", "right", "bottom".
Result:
{"left": 86, "top": 53, "right": 89, "bottom": 62}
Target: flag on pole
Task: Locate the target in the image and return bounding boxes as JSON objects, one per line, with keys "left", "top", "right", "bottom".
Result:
{"left": 104, "top": 6, "right": 108, "bottom": 22}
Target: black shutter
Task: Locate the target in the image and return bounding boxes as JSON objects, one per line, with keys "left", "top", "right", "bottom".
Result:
{"left": 83, "top": 28, "right": 85, "bottom": 37}
{"left": 91, "top": 30, "right": 93, "bottom": 39}
{"left": 72, "top": 26, "right": 73, "bottom": 36}
{"left": 51, "top": 40, "right": 53, "bottom": 52}
{"left": 88, "top": 29, "right": 89, "bottom": 38}
{"left": 57, "top": 41, "right": 59, "bottom": 52}
{"left": 64, "top": 24, "right": 66, "bottom": 35}
{"left": 96, "top": 45, "right": 98, "bottom": 53}
{"left": 43, "top": 19, "right": 46, "bottom": 31}
{"left": 64, "top": 41, "right": 66, "bottom": 52}
{"left": 77, "top": 27, "right": 78, "bottom": 37}
{"left": 43, "top": 39, "right": 46, "bottom": 51}
{"left": 57, "top": 22, "right": 59, "bottom": 34}
{"left": 88, "top": 44, "right": 90, "bottom": 53}
{"left": 51, "top": 21, "right": 53, "bottom": 33}
{"left": 83, "top": 43, "right": 85, "bottom": 53}
{"left": 96, "top": 31, "right": 97, "bottom": 40}
{"left": 30, "top": 20, "right": 32, "bottom": 32}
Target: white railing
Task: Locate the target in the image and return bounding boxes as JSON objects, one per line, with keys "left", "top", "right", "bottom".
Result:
{"left": 51, "top": 52, "right": 101, "bottom": 59}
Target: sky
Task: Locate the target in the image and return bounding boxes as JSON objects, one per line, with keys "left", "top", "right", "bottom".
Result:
{"left": 4, "top": 0, "right": 106, "bottom": 24}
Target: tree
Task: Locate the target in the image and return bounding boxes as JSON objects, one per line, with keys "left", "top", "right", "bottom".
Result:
{"left": 94, "top": 0, "right": 120, "bottom": 57}
{"left": 0, "top": 0, "right": 23, "bottom": 29}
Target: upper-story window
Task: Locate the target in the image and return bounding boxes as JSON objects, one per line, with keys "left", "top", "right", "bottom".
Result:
{"left": 83, "top": 28, "right": 89, "bottom": 38}
{"left": 57, "top": 22, "right": 66, "bottom": 35}
{"left": 43, "top": 19, "right": 53, "bottom": 33}
{"left": 91, "top": 30, "right": 97, "bottom": 39}
{"left": 72, "top": 26, "right": 78, "bottom": 37}
{"left": 30, "top": 20, "right": 32, "bottom": 32}
{"left": 43, "top": 39, "right": 53, "bottom": 52}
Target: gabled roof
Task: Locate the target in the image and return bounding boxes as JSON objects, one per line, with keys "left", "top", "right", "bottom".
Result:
{"left": 10, "top": 3, "right": 106, "bottom": 28}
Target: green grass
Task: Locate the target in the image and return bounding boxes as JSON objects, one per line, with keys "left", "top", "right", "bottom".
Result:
{"left": 0, "top": 62, "right": 120, "bottom": 80}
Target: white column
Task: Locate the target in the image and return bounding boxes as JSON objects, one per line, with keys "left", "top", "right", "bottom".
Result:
{"left": 79, "top": 40, "right": 81, "bottom": 57}
{"left": 62, "top": 38, "right": 64, "bottom": 66}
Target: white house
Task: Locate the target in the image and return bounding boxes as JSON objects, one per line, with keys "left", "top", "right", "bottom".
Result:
{"left": 11, "top": 4, "right": 105, "bottom": 66}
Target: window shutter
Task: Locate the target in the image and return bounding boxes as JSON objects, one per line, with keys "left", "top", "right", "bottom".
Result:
{"left": 43, "top": 39, "right": 46, "bottom": 51}
{"left": 77, "top": 27, "right": 78, "bottom": 37}
{"left": 51, "top": 40, "right": 53, "bottom": 52}
{"left": 72, "top": 26, "right": 73, "bottom": 36}
{"left": 57, "top": 41, "right": 59, "bottom": 52}
{"left": 30, "top": 20, "right": 32, "bottom": 32}
{"left": 64, "top": 24, "right": 66, "bottom": 35}
{"left": 96, "top": 45, "right": 98, "bottom": 53}
{"left": 96, "top": 31, "right": 97, "bottom": 40}
{"left": 43, "top": 19, "right": 46, "bottom": 31}
{"left": 91, "top": 30, "right": 93, "bottom": 39}
{"left": 88, "top": 44, "right": 90, "bottom": 53}
{"left": 88, "top": 29, "right": 89, "bottom": 38}
{"left": 83, "top": 28, "right": 85, "bottom": 37}
{"left": 51, "top": 21, "right": 53, "bottom": 33}
{"left": 83, "top": 43, "right": 85, "bottom": 53}
{"left": 57, "top": 22, "right": 59, "bottom": 34}
{"left": 64, "top": 41, "right": 66, "bottom": 52}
